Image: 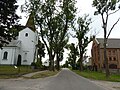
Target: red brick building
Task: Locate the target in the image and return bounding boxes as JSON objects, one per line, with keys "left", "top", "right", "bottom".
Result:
{"left": 91, "top": 38, "right": 120, "bottom": 71}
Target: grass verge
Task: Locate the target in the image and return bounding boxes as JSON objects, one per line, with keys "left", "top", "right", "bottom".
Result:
{"left": 0, "top": 66, "right": 36, "bottom": 79}
{"left": 30, "top": 70, "right": 59, "bottom": 79}
{"left": 72, "top": 70, "right": 120, "bottom": 82}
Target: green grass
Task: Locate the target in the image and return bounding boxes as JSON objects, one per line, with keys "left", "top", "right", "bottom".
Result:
{"left": 31, "top": 71, "right": 59, "bottom": 79}
{"left": 0, "top": 66, "right": 34, "bottom": 79}
{"left": 73, "top": 70, "right": 120, "bottom": 82}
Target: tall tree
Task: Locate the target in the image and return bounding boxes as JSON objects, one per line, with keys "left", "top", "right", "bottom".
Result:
{"left": 37, "top": 40, "right": 45, "bottom": 63}
{"left": 93, "top": 0, "right": 120, "bottom": 77}
{"left": 67, "top": 43, "right": 79, "bottom": 70}
{"left": 54, "top": 37, "right": 69, "bottom": 71}
{"left": 22, "top": 0, "right": 77, "bottom": 71}
{"left": 52, "top": 18, "right": 69, "bottom": 70}
{"left": 73, "top": 15, "right": 92, "bottom": 71}
{"left": 0, "top": 0, "right": 19, "bottom": 48}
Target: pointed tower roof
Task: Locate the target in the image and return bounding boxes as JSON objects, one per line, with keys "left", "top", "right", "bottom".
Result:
{"left": 26, "top": 12, "right": 36, "bottom": 32}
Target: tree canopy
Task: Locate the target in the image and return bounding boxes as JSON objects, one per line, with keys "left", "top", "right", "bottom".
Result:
{"left": 0, "top": 0, "right": 19, "bottom": 48}
{"left": 22, "top": 0, "right": 77, "bottom": 71}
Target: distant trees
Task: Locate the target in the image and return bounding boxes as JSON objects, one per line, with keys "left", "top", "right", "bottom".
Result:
{"left": 93, "top": 0, "right": 120, "bottom": 77}
{"left": 0, "top": 0, "right": 19, "bottom": 48}
{"left": 67, "top": 43, "right": 79, "bottom": 70}
{"left": 72, "top": 15, "right": 92, "bottom": 71}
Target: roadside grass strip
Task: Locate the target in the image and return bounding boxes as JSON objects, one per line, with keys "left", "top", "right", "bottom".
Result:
{"left": 73, "top": 70, "right": 120, "bottom": 82}
{"left": 0, "top": 66, "right": 35, "bottom": 79}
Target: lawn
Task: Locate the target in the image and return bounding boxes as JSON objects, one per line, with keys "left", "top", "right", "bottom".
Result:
{"left": 0, "top": 65, "right": 34, "bottom": 79}
{"left": 73, "top": 70, "right": 120, "bottom": 82}
{"left": 0, "top": 66, "right": 59, "bottom": 79}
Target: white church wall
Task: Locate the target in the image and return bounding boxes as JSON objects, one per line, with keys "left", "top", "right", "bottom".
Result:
{"left": 0, "top": 27, "right": 38, "bottom": 65}
{"left": 13, "top": 47, "right": 20, "bottom": 65}
{"left": 18, "top": 27, "right": 37, "bottom": 65}
{"left": 0, "top": 47, "right": 16, "bottom": 65}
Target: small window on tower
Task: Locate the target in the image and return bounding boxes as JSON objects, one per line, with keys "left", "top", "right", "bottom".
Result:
{"left": 25, "top": 33, "right": 28, "bottom": 37}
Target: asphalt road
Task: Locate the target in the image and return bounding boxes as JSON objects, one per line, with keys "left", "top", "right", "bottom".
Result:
{"left": 0, "top": 68, "right": 109, "bottom": 90}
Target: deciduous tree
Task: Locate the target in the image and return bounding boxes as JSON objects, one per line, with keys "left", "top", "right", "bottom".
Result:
{"left": 72, "top": 15, "right": 92, "bottom": 71}
{"left": 22, "top": 0, "right": 77, "bottom": 71}
{"left": 0, "top": 0, "right": 19, "bottom": 48}
{"left": 93, "top": 0, "right": 120, "bottom": 77}
{"left": 67, "top": 43, "right": 79, "bottom": 70}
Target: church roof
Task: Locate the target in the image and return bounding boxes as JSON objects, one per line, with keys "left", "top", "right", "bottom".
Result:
{"left": 4, "top": 40, "right": 21, "bottom": 47}
{"left": 96, "top": 38, "right": 120, "bottom": 48}
{"left": 25, "top": 12, "right": 36, "bottom": 32}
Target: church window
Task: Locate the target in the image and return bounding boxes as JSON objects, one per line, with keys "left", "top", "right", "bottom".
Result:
{"left": 3, "top": 51, "right": 8, "bottom": 59}
{"left": 25, "top": 33, "right": 28, "bottom": 37}
{"left": 23, "top": 60, "right": 27, "bottom": 62}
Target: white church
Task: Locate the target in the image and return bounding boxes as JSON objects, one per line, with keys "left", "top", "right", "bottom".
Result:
{"left": 0, "top": 14, "right": 38, "bottom": 65}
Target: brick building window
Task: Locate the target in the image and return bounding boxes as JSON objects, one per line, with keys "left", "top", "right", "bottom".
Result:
{"left": 109, "top": 57, "right": 112, "bottom": 61}
{"left": 109, "top": 64, "right": 117, "bottom": 69}
{"left": 113, "top": 50, "right": 115, "bottom": 54}
{"left": 108, "top": 50, "right": 111, "bottom": 55}
{"left": 113, "top": 57, "right": 116, "bottom": 61}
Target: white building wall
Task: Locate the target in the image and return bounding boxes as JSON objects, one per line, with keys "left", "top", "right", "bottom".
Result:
{"left": 18, "top": 27, "right": 38, "bottom": 65}
{"left": 13, "top": 47, "right": 20, "bottom": 65}
{"left": 0, "top": 27, "right": 38, "bottom": 65}
{"left": 0, "top": 47, "right": 16, "bottom": 65}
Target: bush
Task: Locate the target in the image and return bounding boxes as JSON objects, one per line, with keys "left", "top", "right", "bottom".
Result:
{"left": 35, "top": 61, "right": 43, "bottom": 69}
{"left": 31, "top": 62, "right": 36, "bottom": 66}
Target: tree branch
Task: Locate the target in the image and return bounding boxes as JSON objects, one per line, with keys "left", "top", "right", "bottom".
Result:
{"left": 107, "top": 17, "right": 120, "bottom": 39}
{"left": 108, "top": 9, "right": 120, "bottom": 16}
{"left": 101, "top": 13, "right": 106, "bottom": 27}
{"left": 38, "top": 21, "right": 50, "bottom": 53}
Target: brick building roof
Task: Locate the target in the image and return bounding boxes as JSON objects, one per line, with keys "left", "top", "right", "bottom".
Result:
{"left": 96, "top": 38, "right": 120, "bottom": 48}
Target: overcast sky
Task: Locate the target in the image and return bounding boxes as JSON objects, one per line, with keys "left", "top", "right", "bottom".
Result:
{"left": 17, "top": 0, "right": 120, "bottom": 63}
{"left": 17, "top": 0, "right": 120, "bottom": 38}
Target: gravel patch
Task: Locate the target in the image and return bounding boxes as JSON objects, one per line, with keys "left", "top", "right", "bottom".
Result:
{"left": 91, "top": 80, "right": 120, "bottom": 90}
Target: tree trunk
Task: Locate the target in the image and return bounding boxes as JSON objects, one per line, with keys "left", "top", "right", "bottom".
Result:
{"left": 49, "top": 52, "right": 52, "bottom": 71}
{"left": 52, "top": 55, "right": 55, "bottom": 71}
{"left": 104, "top": 28, "right": 110, "bottom": 78}
{"left": 79, "top": 40, "right": 83, "bottom": 71}
{"left": 56, "top": 53, "right": 60, "bottom": 71}
{"left": 49, "top": 52, "right": 55, "bottom": 71}
{"left": 79, "top": 54, "right": 83, "bottom": 71}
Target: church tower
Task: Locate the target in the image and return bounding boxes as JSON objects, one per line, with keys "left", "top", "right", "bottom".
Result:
{"left": 26, "top": 12, "right": 36, "bottom": 32}
{"left": 18, "top": 12, "right": 38, "bottom": 65}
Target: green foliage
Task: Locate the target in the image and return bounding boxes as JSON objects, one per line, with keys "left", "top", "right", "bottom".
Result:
{"left": 67, "top": 43, "right": 79, "bottom": 70}
{"left": 63, "top": 60, "right": 69, "bottom": 68}
{"left": 37, "top": 40, "right": 45, "bottom": 58}
{"left": 72, "top": 15, "right": 92, "bottom": 70}
{"left": 22, "top": 0, "right": 77, "bottom": 71}
{"left": 35, "top": 59, "right": 43, "bottom": 69}
{"left": 75, "top": 15, "right": 92, "bottom": 53}
{"left": 31, "top": 59, "right": 43, "bottom": 69}
{"left": 93, "top": 0, "right": 120, "bottom": 15}
{"left": 0, "top": 0, "right": 20, "bottom": 47}
{"left": 31, "top": 62, "right": 36, "bottom": 66}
